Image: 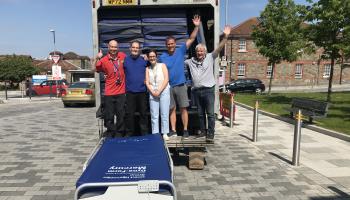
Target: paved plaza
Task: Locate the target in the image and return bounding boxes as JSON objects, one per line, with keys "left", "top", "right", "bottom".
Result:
{"left": 0, "top": 99, "right": 349, "bottom": 199}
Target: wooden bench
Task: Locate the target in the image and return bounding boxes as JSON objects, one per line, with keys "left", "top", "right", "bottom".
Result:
{"left": 166, "top": 136, "right": 214, "bottom": 170}
{"left": 286, "top": 98, "right": 329, "bottom": 123}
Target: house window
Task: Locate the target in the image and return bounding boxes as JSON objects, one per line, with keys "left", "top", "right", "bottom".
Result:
{"left": 238, "top": 39, "right": 246, "bottom": 52}
{"left": 295, "top": 64, "right": 303, "bottom": 79}
{"left": 323, "top": 64, "right": 331, "bottom": 78}
{"left": 237, "top": 63, "right": 246, "bottom": 78}
{"left": 266, "top": 65, "right": 273, "bottom": 78}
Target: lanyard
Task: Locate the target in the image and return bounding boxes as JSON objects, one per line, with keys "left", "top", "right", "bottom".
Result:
{"left": 110, "top": 59, "right": 121, "bottom": 80}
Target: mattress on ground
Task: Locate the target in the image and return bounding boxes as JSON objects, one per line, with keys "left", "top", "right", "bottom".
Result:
{"left": 76, "top": 134, "right": 172, "bottom": 188}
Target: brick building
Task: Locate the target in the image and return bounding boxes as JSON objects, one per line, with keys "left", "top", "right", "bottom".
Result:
{"left": 223, "top": 17, "right": 350, "bottom": 87}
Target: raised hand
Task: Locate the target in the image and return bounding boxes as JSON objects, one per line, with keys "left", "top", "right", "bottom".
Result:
{"left": 192, "top": 15, "right": 201, "bottom": 27}
{"left": 223, "top": 25, "right": 231, "bottom": 37}
{"left": 97, "top": 49, "right": 103, "bottom": 59}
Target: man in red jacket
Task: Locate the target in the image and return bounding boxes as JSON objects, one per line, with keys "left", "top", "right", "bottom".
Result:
{"left": 94, "top": 40, "right": 126, "bottom": 137}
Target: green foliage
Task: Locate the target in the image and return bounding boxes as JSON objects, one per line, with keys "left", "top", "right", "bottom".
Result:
{"left": 0, "top": 55, "right": 39, "bottom": 83}
{"left": 305, "top": 0, "right": 350, "bottom": 60}
{"left": 304, "top": 0, "right": 350, "bottom": 101}
{"left": 252, "top": 0, "right": 307, "bottom": 65}
{"left": 252, "top": 0, "right": 308, "bottom": 94}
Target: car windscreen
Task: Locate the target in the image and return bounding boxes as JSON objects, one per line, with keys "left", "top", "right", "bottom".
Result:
{"left": 69, "top": 82, "right": 92, "bottom": 88}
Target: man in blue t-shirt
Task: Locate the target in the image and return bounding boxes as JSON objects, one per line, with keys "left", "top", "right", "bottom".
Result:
{"left": 124, "top": 41, "right": 148, "bottom": 136}
{"left": 159, "top": 15, "right": 201, "bottom": 139}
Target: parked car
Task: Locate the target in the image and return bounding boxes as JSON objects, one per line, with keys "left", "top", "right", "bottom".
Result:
{"left": 61, "top": 81, "right": 95, "bottom": 107}
{"left": 225, "top": 78, "right": 265, "bottom": 94}
{"left": 219, "top": 80, "right": 235, "bottom": 92}
{"left": 27, "top": 79, "right": 68, "bottom": 96}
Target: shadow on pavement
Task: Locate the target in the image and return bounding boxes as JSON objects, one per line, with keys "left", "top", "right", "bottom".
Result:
{"left": 238, "top": 134, "right": 253, "bottom": 142}
{"left": 310, "top": 190, "right": 350, "bottom": 200}
{"left": 268, "top": 152, "right": 292, "bottom": 165}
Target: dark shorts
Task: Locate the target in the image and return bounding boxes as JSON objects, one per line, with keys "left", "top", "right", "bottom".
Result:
{"left": 170, "top": 84, "right": 189, "bottom": 109}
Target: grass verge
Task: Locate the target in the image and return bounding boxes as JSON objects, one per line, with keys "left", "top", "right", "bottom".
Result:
{"left": 234, "top": 92, "right": 350, "bottom": 135}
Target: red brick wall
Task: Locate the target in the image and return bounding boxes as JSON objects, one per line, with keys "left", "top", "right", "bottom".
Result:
{"left": 224, "top": 38, "right": 350, "bottom": 86}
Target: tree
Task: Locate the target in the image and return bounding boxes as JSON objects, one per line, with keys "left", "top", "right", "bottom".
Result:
{"left": 252, "top": 0, "right": 308, "bottom": 95}
{"left": 305, "top": 0, "right": 350, "bottom": 102}
{"left": 0, "top": 55, "right": 39, "bottom": 84}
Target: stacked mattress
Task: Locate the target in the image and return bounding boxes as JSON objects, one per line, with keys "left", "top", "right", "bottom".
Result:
{"left": 141, "top": 9, "right": 188, "bottom": 52}
{"left": 98, "top": 9, "right": 189, "bottom": 54}
{"left": 98, "top": 10, "right": 143, "bottom": 53}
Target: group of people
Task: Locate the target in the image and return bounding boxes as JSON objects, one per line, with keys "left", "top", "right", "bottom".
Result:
{"left": 94, "top": 15, "right": 231, "bottom": 142}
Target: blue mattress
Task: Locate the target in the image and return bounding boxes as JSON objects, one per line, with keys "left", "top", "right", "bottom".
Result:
{"left": 99, "top": 28, "right": 142, "bottom": 35}
{"left": 140, "top": 9, "right": 187, "bottom": 18}
{"left": 98, "top": 10, "right": 140, "bottom": 19}
{"left": 76, "top": 134, "right": 172, "bottom": 188}
{"left": 143, "top": 26, "right": 188, "bottom": 35}
{"left": 97, "top": 9, "right": 190, "bottom": 56}
{"left": 144, "top": 34, "right": 188, "bottom": 40}
{"left": 142, "top": 18, "right": 187, "bottom": 25}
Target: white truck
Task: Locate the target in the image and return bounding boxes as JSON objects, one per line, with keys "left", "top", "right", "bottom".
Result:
{"left": 91, "top": 0, "right": 221, "bottom": 131}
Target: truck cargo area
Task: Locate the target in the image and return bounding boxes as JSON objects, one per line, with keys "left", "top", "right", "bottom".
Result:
{"left": 97, "top": 5, "right": 215, "bottom": 56}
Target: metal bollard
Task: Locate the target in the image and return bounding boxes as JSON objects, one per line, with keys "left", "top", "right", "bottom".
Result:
{"left": 29, "top": 81, "right": 32, "bottom": 100}
{"left": 49, "top": 82, "right": 52, "bottom": 99}
{"left": 5, "top": 81, "right": 8, "bottom": 100}
{"left": 292, "top": 109, "right": 302, "bottom": 166}
{"left": 252, "top": 100, "right": 259, "bottom": 142}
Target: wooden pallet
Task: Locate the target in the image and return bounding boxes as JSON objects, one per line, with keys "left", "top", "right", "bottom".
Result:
{"left": 166, "top": 136, "right": 213, "bottom": 147}
{"left": 166, "top": 136, "right": 213, "bottom": 169}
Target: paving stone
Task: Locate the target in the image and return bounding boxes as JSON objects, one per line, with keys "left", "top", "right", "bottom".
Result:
{"left": 0, "top": 101, "right": 349, "bottom": 199}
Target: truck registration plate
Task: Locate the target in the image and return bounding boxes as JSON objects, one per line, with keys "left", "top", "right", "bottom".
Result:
{"left": 104, "top": 0, "right": 137, "bottom": 6}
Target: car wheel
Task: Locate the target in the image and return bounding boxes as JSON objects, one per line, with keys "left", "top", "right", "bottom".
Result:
{"left": 255, "top": 88, "right": 262, "bottom": 95}
{"left": 63, "top": 103, "right": 70, "bottom": 107}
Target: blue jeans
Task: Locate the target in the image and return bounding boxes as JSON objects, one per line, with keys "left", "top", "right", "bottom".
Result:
{"left": 149, "top": 85, "right": 170, "bottom": 134}
{"left": 193, "top": 86, "right": 215, "bottom": 135}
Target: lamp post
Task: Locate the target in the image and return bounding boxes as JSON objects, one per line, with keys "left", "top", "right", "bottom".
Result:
{"left": 49, "top": 29, "right": 58, "bottom": 98}
{"left": 49, "top": 29, "right": 56, "bottom": 55}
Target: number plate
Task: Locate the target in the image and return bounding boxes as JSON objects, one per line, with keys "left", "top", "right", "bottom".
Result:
{"left": 71, "top": 90, "right": 81, "bottom": 95}
{"left": 103, "top": 0, "right": 137, "bottom": 6}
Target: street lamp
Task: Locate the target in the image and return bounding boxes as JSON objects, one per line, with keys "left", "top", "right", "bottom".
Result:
{"left": 49, "top": 29, "right": 57, "bottom": 98}
{"left": 49, "top": 29, "right": 56, "bottom": 55}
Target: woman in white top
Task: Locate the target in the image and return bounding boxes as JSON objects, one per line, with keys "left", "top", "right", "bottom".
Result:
{"left": 145, "top": 50, "right": 170, "bottom": 140}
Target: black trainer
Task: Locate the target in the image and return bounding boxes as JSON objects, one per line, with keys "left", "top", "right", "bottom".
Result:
{"left": 206, "top": 133, "right": 214, "bottom": 142}
{"left": 182, "top": 130, "right": 189, "bottom": 139}
{"left": 195, "top": 130, "right": 206, "bottom": 138}
{"left": 102, "top": 130, "right": 114, "bottom": 138}
{"left": 168, "top": 130, "right": 178, "bottom": 139}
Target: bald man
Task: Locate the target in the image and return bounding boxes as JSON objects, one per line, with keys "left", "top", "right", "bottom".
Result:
{"left": 94, "top": 40, "right": 127, "bottom": 137}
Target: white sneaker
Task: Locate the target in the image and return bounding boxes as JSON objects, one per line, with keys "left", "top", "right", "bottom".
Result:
{"left": 163, "top": 134, "right": 169, "bottom": 141}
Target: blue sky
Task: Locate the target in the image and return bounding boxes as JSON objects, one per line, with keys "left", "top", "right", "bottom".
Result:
{"left": 0, "top": 0, "right": 309, "bottom": 59}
